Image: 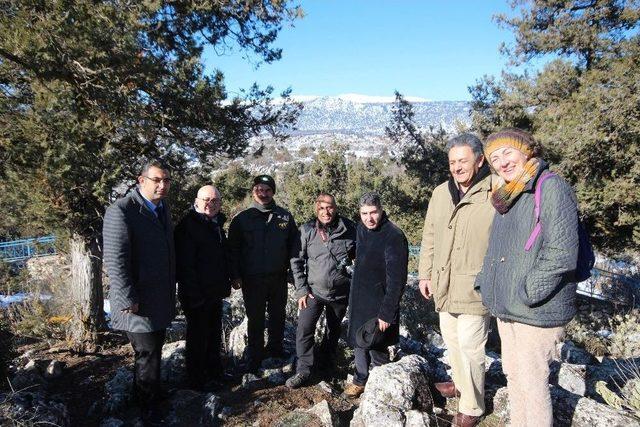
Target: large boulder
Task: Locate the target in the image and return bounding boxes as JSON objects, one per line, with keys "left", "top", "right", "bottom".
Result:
{"left": 350, "top": 355, "right": 435, "bottom": 427}
{"left": 492, "top": 385, "right": 639, "bottom": 426}
{"left": 226, "top": 318, "right": 296, "bottom": 362}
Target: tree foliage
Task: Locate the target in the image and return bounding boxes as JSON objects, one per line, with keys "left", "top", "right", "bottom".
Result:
{"left": 278, "top": 147, "right": 427, "bottom": 243}
{"left": 385, "top": 91, "right": 449, "bottom": 199}
{"left": 471, "top": 0, "right": 640, "bottom": 252}
{"left": 0, "top": 0, "right": 302, "bottom": 344}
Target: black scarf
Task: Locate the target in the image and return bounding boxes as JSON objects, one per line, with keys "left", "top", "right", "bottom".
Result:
{"left": 447, "top": 163, "right": 491, "bottom": 206}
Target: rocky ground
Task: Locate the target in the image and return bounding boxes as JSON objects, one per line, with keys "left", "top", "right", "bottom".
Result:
{"left": 1, "top": 280, "right": 640, "bottom": 426}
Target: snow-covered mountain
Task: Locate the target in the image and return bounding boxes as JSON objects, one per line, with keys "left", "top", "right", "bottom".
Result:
{"left": 291, "top": 94, "right": 471, "bottom": 135}
{"left": 238, "top": 95, "right": 472, "bottom": 172}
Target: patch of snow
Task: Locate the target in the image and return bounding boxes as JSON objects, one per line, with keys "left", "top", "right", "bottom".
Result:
{"left": 0, "top": 292, "right": 52, "bottom": 309}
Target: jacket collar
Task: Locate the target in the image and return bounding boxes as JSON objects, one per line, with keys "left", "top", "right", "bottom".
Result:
{"left": 189, "top": 206, "right": 226, "bottom": 226}
{"left": 131, "top": 189, "right": 166, "bottom": 230}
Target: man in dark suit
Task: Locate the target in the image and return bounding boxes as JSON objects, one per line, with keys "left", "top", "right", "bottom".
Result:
{"left": 103, "top": 159, "right": 176, "bottom": 423}
{"left": 175, "top": 185, "right": 231, "bottom": 391}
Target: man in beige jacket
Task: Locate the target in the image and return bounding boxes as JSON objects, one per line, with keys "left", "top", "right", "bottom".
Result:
{"left": 418, "top": 133, "right": 495, "bottom": 427}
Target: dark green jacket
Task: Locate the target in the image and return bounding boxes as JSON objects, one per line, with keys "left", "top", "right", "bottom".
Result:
{"left": 290, "top": 216, "right": 356, "bottom": 301}
{"left": 475, "top": 163, "right": 579, "bottom": 327}
{"left": 228, "top": 204, "right": 298, "bottom": 280}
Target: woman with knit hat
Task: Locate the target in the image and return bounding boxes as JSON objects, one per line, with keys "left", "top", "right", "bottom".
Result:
{"left": 475, "top": 128, "right": 579, "bottom": 427}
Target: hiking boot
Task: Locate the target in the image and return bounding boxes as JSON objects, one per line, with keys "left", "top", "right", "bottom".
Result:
{"left": 285, "top": 372, "right": 309, "bottom": 389}
{"left": 435, "top": 381, "right": 460, "bottom": 398}
{"left": 343, "top": 383, "right": 365, "bottom": 399}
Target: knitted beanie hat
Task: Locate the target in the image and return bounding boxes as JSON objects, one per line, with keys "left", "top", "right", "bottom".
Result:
{"left": 484, "top": 128, "right": 537, "bottom": 159}
{"left": 252, "top": 174, "right": 276, "bottom": 193}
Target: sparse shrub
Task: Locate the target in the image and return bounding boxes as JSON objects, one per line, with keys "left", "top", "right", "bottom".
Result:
{"left": 608, "top": 310, "right": 640, "bottom": 358}
{"left": 565, "top": 317, "right": 610, "bottom": 356}
{"left": 0, "top": 261, "right": 30, "bottom": 296}
{"left": 596, "top": 360, "right": 640, "bottom": 420}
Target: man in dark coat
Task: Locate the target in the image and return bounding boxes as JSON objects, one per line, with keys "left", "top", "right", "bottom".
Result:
{"left": 286, "top": 193, "right": 356, "bottom": 388}
{"left": 103, "top": 159, "right": 176, "bottom": 423}
{"left": 175, "top": 185, "right": 231, "bottom": 391}
{"left": 227, "top": 175, "right": 298, "bottom": 372}
{"left": 344, "top": 192, "right": 408, "bottom": 399}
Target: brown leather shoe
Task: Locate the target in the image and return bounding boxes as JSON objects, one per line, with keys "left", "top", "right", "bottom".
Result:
{"left": 343, "top": 383, "right": 365, "bottom": 399}
{"left": 452, "top": 413, "right": 481, "bottom": 427}
{"left": 434, "top": 381, "right": 460, "bottom": 398}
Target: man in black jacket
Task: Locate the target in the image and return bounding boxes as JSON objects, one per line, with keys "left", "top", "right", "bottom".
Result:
{"left": 344, "top": 192, "right": 408, "bottom": 399}
{"left": 175, "top": 185, "right": 231, "bottom": 390}
{"left": 286, "top": 193, "right": 356, "bottom": 388}
{"left": 228, "top": 175, "right": 298, "bottom": 372}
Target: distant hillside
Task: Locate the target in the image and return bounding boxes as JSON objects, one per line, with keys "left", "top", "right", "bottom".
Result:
{"left": 292, "top": 94, "right": 471, "bottom": 135}
{"left": 238, "top": 95, "right": 471, "bottom": 172}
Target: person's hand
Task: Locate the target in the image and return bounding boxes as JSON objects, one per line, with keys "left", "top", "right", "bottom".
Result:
{"left": 231, "top": 278, "right": 242, "bottom": 290}
{"left": 378, "top": 319, "right": 390, "bottom": 332}
{"left": 418, "top": 279, "right": 432, "bottom": 300}
{"left": 298, "top": 293, "right": 314, "bottom": 310}
{"left": 121, "top": 303, "right": 139, "bottom": 314}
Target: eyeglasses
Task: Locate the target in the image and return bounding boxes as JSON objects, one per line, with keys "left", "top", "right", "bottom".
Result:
{"left": 197, "top": 197, "right": 221, "bottom": 205}
{"left": 144, "top": 176, "right": 172, "bottom": 184}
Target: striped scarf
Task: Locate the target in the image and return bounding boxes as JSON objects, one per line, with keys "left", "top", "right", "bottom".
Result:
{"left": 491, "top": 158, "right": 540, "bottom": 214}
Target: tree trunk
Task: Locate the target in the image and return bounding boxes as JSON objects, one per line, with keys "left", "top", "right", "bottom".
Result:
{"left": 69, "top": 234, "right": 105, "bottom": 351}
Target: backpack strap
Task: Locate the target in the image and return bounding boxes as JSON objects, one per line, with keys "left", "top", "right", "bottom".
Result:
{"left": 524, "top": 171, "right": 557, "bottom": 251}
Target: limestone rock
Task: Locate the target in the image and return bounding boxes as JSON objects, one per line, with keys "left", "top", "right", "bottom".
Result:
{"left": 161, "top": 340, "right": 186, "bottom": 385}
{"left": 306, "top": 399, "right": 337, "bottom": 427}
{"left": 202, "top": 393, "right": 223, "bottom": 425}
{"left": 104, "top": 367, "right": 133, "bottom": 414}
{"left": 45, "top": 359, "right": 64, "bottom": 379}
{"left": 165, "top": 316, "right": 187, "bottom": 343}
{"left": 558, "top": 340, "right": 597, "bottom": 365}
{"left": 492, "top": 385, "right": 640, "bottom": 426}
{"left": 99, "top": 417, "right": 125, "bottom": 427}
{"left": 352, "top": 355, "right": 434, "bottom": 427}
{"left": 0, "top": 391, "right": 69, "bottom": 426}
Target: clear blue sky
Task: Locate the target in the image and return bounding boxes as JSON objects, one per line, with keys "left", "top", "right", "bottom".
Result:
{"left": 204, "top": 1, "right": 518, "bottom": 101}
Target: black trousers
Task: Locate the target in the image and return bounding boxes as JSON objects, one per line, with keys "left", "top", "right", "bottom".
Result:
{"left": 353, "top": 346, "right": 389, "bottom": 386}
{"left": 184, "top": 299, "right": 223, "bottom": 387}
{"left": 295, "top": 295, "right": 347, "bottom": 376}
{"left": 125, "top": 329, "right": 166, "bottom": 407}
{"left": 241, "top": 274, "right": 287, "bottom": 362}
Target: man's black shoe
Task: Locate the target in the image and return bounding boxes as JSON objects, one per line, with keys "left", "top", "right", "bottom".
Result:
{"left": 285, "top": 372, "right": 309, "bottom": 389}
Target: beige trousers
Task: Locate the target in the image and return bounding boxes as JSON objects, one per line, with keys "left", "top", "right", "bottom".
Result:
{"left": 497, "top": 318, "right": 564, "bottom": 427}
{"left": 439, "top": 312, "right": 490, "bottom": 416}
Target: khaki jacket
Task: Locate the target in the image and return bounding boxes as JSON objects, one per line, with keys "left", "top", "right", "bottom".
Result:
{"left": 418, "top": 174, "right": 496, "bottom": 315}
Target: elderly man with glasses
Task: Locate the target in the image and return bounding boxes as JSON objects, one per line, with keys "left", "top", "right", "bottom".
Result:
{"left": 175, "top": 185, "right": 231, "bottom": 391}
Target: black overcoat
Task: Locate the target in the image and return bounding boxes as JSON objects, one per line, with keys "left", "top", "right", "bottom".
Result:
{"left": 175, "top": 208, "right": 231, "bottom": 310}
{"left": 103, "top": 189, "right": 176, "bottom": 333}
{"left": 347, "top": 214, "right": 408, "bottom": 348}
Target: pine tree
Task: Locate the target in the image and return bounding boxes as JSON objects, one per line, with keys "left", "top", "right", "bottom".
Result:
{"left": 0, "top": 0, "right": 302, "bottom": 348}
{"left": 470, "top": 0, "right": 640, "bottom": 252}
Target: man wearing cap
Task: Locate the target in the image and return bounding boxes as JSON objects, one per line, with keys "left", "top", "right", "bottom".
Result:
{"left": 418, "top": 133, "right": 495, "bottom": 427}
{"left": 228, "top": 175, "right": 298, "bottom": 372}
{"left": 286, "top": 193, "right": 356, "bottom": 388}
{"left": 344, "top": 192, "right": 408, "bottom": 399}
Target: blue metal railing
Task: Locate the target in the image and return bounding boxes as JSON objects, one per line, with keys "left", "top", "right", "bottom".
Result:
{"left": 0, "top": 235, "right": 57, "bottom": 263}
